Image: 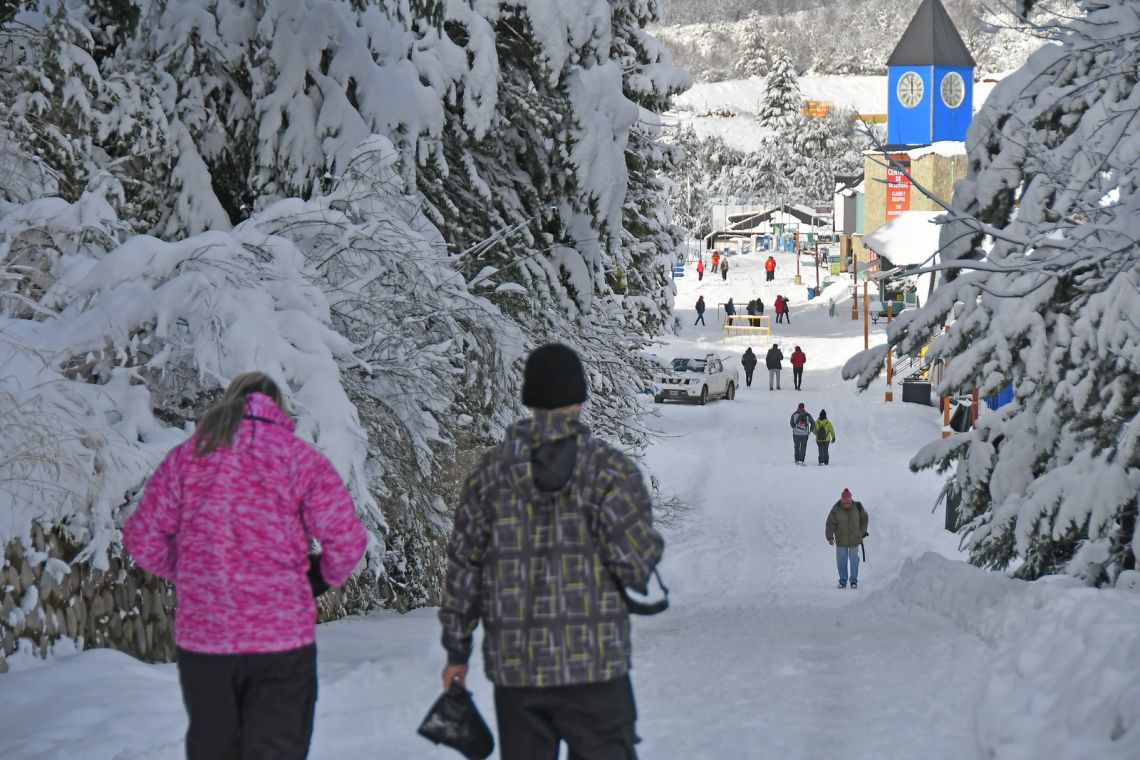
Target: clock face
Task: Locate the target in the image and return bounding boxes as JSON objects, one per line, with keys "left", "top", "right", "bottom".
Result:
{"left": 896, "top": 71, "right": 924, "bottom": 108}
{"left": 940, "top": 71, "right": 966, "bottom": 108}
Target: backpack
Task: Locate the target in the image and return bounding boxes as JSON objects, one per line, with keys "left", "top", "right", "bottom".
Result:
{"left": 815, "top": 421, "right": 829, "bottom": 442}
{"left": 793, "top": 412, "right": 810, "bottom": 431}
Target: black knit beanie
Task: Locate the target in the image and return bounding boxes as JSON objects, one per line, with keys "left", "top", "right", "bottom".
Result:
{"left": 522, "top": 343, "right": 588, "bottom": 410}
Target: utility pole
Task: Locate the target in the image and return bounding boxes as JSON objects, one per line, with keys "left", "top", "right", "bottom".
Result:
{"left": 863, "top": 280, "right": 869, "bottom": 349}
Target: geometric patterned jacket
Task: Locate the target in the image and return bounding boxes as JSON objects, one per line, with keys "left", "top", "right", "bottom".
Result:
{"left": 439, "top": 411, "right": 665, "bottom": 687}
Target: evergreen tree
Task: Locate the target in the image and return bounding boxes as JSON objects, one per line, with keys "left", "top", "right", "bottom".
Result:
{"left": 844, "top": 0, "right": 1140, "bottom": 586}
{"left": 735, "top": 12, "right": 769, "bottom": 78}
{"left": 757, "top": 49, "right": 800, "bottom": 132}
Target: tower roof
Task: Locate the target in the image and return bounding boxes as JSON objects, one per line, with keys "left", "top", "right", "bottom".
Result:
{"left": 887, "top": 0, "right": 975, "bottom": 67}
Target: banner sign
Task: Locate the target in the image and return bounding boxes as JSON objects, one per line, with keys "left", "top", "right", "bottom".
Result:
{"left": 885, "top": 156, "right": 911, "bottom": 221}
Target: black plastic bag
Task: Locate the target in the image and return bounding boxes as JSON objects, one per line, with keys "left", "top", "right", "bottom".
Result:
{"left": 619, "top": 568, "right": 670, "bottom": 616}
{"left": 417, "top": 683, "right": 494, "bottom": 759}
{"left": 307, "top": 553, "right": 330, "bottom": 598}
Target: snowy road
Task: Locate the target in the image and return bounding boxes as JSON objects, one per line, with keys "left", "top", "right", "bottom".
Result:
{"left": 629, "top": 251, "right": 986, "bottom": 758}
{"left": 6, "top": 250, "right": 1133, "bottom": 759}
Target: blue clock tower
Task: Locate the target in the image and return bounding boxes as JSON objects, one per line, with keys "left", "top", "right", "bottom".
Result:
{"left": 886, "top": 0, "right": 975, "bottom": 146}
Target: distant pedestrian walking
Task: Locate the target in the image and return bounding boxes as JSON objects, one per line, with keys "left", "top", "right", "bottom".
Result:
{"left": 774, "top": 295, "right": 787, "bottom": 324}
{"left": 812, "top": 410, "right": 836, "bottom": 465}
{"left": 826, "top": 488, "right": 868, "bottom": 588}
{"left": 765, "top": 256, "right": 776, "bottom": 282}
{"left": 780, "top": 296, "right": 791, "bottom": 323}
{"left": 711, "top": 251, "right": 720, "bottom": 274}
{"left": 694, "top": 295, "right": 706, "bottom": 325}
{"left": 720, "top": 257, "right": 729, "bottom": 280}
{"left": 790, "top": 345, "right": 806, "bottom": 390}
{"left": 724, "top": 297, "right": 736, "bottom": 325}
{"left": 765, "top": 344, "right": 783, "bottom": 391}
{"left": 755, "top": 297, "right": 764, "bottom": 315}
{"left": 696, "top": 259, "right": 705, "bottom": 281}
{"left": 789, "top": 402, "right": 815, "bottom": 464}
{"left": 741, "top": 347, "right": 758, "bottom": 387}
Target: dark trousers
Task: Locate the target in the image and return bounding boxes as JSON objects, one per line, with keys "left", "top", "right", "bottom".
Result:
{"left": 721, "top": 269, "right": 727, "bottom": 280}
{"left": 177, "top": 644, "right": 317, "bottom": 760}
{"left": 694, "top": 312, "right": 705, "bottom": 325}
{"left": 817, "top": 441, "right": 831, "bottom": 464}
{"left": 793, "top": 435, "right": 809, "bottom": 463}
{"left": 744, "top": 368, "right": 754, "bottom": 387}
{"left": 494, "top": 675, "right": 638, "bottom": 760}
{"left": 766, "top": 270, "right": 774, "bottom": 281}
{"left": 698, "top": 270, "right": 703, "bottom": 280}
{"left": 793, "top": 367, "right": 803, "bottom": 390}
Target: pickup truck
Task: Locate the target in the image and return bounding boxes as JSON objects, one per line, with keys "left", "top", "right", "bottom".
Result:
{"left": 653, "top": 354, "right": 739, "bottom": 405}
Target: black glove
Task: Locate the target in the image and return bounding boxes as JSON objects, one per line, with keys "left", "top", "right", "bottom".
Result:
{"left": 308, "top": 552, "right": 331, "bottom": 598}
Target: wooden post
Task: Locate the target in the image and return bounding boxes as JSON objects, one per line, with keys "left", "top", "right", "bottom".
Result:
{"left": 885, "top": 349, "right": 894, "bottom": 402}
{"left": 814, "top": 244, "right": 821, "bottom": 292}
{"left": 794, "top": 245, "right": 802, "bottom": 285}
{"left": 863, "top": 280, "right": 869, "bottom": 350}
{"left": 852, "top": 260, "right": 859, "bottom": 320}
{"left": 972, "top": 387, "right": 979, "bottom": 427}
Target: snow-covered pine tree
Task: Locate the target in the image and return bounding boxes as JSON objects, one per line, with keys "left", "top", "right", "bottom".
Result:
{"left": 7, "top": 1, "right": 175, "bottom": 229}
{"left": 418, "top": 0, "right": 683, "bottom": 448}
{"left": 735, "top": 12, "right": 769, "bottom": 78}
{"left": 787, "top": 109, "right": 864, "bottom": 203}
{"left": 844, "top": 0, "right": 1139, "bottom": 586}
{"left": 757, "top": 48, "right": 800, "bottom": 132}
{"left": 608, "top": 0, "right": 692, "bottom": 335}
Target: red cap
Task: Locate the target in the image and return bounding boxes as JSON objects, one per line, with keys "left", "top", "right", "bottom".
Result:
{"left": 842, "top": 488, "right": 852, "bottom": 499}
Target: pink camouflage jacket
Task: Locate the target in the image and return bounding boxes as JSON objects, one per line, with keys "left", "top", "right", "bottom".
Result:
{"left": 123, "top": 392, "right": 367, "bottom": 654}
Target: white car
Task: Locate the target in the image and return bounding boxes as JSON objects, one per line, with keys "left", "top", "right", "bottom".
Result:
{"left": 653, "top": 354, "right": 739, "bottom": 405}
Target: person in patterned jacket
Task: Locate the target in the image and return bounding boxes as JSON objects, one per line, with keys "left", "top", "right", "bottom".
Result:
{"left": 123, "top": 372, "right": 367, "bottom": 760}
{"left": 439, "top": 343, "right": 665, "bottom": 760}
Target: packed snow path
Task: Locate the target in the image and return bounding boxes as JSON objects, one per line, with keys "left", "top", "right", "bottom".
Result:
{"left": 0, "top": 250, "right": 1052, "bottom": 759}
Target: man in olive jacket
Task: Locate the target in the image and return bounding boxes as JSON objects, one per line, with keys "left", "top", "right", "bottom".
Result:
{"left": 826, "top": 488, "right": 869, "bottom": 589}
{"left": 439, "top": 343, "right": 665, "bottom": 759}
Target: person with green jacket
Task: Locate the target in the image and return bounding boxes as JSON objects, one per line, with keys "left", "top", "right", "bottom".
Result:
{"left": 826, "top": 488, "right": 868, "bottom": 589}
{"left": 812, "top": 410, "right": 836, "bottom": 465}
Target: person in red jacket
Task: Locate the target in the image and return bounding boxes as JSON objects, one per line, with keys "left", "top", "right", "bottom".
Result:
{"left": 764, "top": 255, "right": 777, "bottom": 281}
{"left": 696, "top": 258, "right": 705, "bottom": 281}
{"left": 790, "top": 345, "right": 807, "bottom": 390}
{"left": 774, "top": 294, "right": 787, "bottom": 324}
{"left": 124, "top": 372, "right": 368, "bottom": 760}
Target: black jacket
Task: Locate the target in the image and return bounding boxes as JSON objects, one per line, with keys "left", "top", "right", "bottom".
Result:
{"left": 765, "top": 347, "right": 783, "bottom": 369}
{"left": 741, "top": 349, "right": 757, "bottom": 371}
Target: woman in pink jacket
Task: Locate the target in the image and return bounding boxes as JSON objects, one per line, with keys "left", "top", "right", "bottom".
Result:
{"left": 123, "top": 372, "right": 367, "bottom": 760}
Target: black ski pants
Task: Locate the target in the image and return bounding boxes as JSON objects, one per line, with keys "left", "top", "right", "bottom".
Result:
{"left": 817, "top": 441, "right": 831, "bottom": 465}
{"left": 744, "top": 368, "right": 754, "bottom": 387}
{"left": 176, "top": 643, "right": 317, "bottom": 760}
{"left": 793, "top": 367, "right": 804, "bottom": 390}
{"left": 494, "top": 674, "right": 639, "bottom": 760}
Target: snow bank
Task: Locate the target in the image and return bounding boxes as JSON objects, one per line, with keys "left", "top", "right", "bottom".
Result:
{"left": 874, "top": 553, "right": 1140, "bottom": 758}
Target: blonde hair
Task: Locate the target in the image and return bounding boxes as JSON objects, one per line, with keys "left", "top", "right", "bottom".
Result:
{"left": 193, "top": 372, "right": 287, "bottom": 456}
